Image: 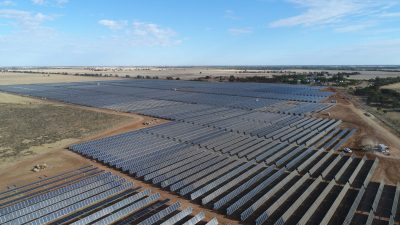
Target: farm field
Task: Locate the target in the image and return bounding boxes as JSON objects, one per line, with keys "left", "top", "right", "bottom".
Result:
{"left": 6, "top": 67, "right": 400, "bottom": 80}
{"left": 0, "top": 71, "right": 120, "bottom": 85}
{"left": 1, "top": 75, "right": 400, "bottom": 225}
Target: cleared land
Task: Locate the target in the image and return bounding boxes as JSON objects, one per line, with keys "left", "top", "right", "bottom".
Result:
{"left": 0, "top": 93, "right": 130, "bottom": 162}
{"left": 320, "top": 89, "right": 400, "bottom": 184}
{"left": 0, "top": 91, "right": 165, "bottom": 177}
{"left": 364, "top": 105, "right": 400, "bottom": 136}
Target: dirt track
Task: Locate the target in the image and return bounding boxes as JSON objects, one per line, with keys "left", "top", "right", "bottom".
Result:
{"left": 320, "top": 88, "right": 400, "bottom": 185}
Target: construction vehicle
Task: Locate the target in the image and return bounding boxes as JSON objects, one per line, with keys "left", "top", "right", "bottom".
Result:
{"left": 377, "top": 144, "right": 390, "bottom": 155}
{"left": 343, "top": 147, "right": 352, "bottom": 153}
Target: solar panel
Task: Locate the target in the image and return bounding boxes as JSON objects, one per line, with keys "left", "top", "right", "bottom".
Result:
{"left": 2, "top": 80, "right": 389, "bottom": 225}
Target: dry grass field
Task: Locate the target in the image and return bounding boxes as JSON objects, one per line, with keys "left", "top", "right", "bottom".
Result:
{"left": 7, "top": 67, "right": 400, "bottom": 80}
{"left": 0, "top": 72, "right": 120, "bottom": 85}
{"left": 0, "top": 91, "right": 167, "bottom": 193}
{"left": 381, "top": 82, "right": 400, "bottom": 92}
{"left": 6, "top": 68, "right": 274, "bottom": 80}
{"left": 0, "top": 93, "right": 132, "bottom": 163}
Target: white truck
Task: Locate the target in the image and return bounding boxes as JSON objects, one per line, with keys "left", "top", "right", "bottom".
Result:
{"left": 343, "top": 147, "right": 352, "bottom": 153}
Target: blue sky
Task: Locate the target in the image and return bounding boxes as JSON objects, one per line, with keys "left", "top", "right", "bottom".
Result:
{"left": 1, "top": 0, "right": 400, "bottom": 66}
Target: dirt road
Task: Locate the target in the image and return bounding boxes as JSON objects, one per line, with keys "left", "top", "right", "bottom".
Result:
{"left": 321, "top": 88, "right": 400, "bottom": 184}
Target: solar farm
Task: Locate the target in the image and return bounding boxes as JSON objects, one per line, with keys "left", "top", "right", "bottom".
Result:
{"left": 0, "top": 166, "right": 218, "bottom": 225}
{"left": 0, "top": 79, "right": 399, "bottom": 225}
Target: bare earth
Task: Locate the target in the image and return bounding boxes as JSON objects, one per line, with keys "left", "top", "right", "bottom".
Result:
{"left": 320, "top": 88, "right": 400, "bottom": 185}
{"left": 0, "top": 92, "right": 140, "bottom": 164}
{"left": 0, "top": 89, "right": 166, "bottom": 177}
{"left": 0, "top": 99, "right": 166, "bottom": 185}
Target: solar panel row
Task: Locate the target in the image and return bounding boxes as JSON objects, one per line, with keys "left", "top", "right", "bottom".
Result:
{"left": 69, "top": 129, "right": 382, "bottom": 224}
{"left": 0, "top": 167, "right": 218, "bottom": 225}
{"left": 0, "top": 79, "right": 332, "bottom": 116}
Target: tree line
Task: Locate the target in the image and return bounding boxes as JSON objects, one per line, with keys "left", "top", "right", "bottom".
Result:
{"left": 354, "top": 77, "right": 400, "bottom": 110}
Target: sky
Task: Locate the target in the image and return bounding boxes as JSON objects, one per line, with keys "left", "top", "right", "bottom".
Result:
{"left": 1, "top": 0, "right": 400, "bottom": 66}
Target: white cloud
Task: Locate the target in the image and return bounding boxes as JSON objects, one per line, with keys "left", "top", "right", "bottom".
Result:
{"left": 334, "top": 24, "right": 374, "bottom": 33}
{"left": 130, "top": 21, "right": 181, "bottom": 46}
{"left": 0, "top": 9, "right": 54, "bottom": 30}
{"left": 0, "top": 0, "right": 15, "bottom": 6}
{"left": 228, "top": 27, "right": 253, "bottom": 35}
{"left": 379, "top": 12, "right": 400, "bottom": 18}
{"left": 99, "top": 20, "right": 182, "bottom": 46}
{"left": 98, "top": 19, "right": 127, "bottom": 30}
{"left": 224, "top": 9, "right": 240, "bottom": 20}
{"left": 31, "top": 0, "right": 68, "bottom": 6}
{"left": 31, "top": 0, "right": 45, "bottom": 5}
{"left": 269, "top": 0, "right": 398, "bottom": 30}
